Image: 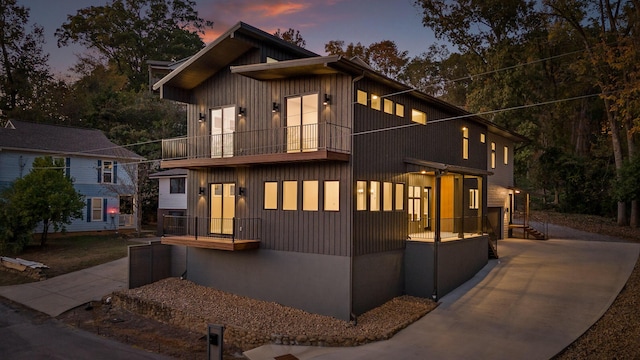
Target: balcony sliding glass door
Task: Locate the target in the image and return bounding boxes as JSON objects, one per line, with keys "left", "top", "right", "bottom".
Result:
{"left": 211, "top": 106, "right": 235, "bottom": 158}
{"left": 210, "top": 183, "right": 235, "bottom": 235}
{"left": 286, "top": 94, "right": 318, "bottom": 153}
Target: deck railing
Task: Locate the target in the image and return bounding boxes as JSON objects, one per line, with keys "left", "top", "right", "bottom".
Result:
{"left": 162, "top": 215, "right": 261, "bottom": 242}
{"left": 408, "top": 216, "right": 488, "bottom": 240}
{"left": 162, "top": 123, "right": 351, "bottom": 161}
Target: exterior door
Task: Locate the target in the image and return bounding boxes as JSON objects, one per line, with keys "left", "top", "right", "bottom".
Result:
{"left": 211, "top": 107, "right": 235, "bottom": 158}
{"left": 210, "top": 183, "right": 235, "bottom": 235}
{"left": 286, "top": 94, "right": 318, "bottom": 153}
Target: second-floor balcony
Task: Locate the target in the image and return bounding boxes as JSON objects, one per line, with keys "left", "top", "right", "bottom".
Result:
{"left": 161, "top": 123, "right": 351, "bottom": 168}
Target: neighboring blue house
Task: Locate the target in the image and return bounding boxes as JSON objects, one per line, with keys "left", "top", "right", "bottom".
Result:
{"left": 0, "top": 120, "right": 144, "bottom": 233}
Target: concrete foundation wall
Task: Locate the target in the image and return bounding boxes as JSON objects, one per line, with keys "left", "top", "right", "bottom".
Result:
{"left": 186, "top": 248, "right": 352, "bottom": 320}
{"left": 352, "top": 250, "right": 404, "bottom": 316}
{"left": 405, "top": 236, "right": 488, "bottom": 299}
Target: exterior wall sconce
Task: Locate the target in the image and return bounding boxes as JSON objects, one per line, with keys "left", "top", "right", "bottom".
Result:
{"left": 199, "top": 113, "right": 206, "bottom": 122}
{"left": 238, "top": 107, "right": 245, "bottom": 117}
{"left": 272, "top": 102, "right": 280, "bottom": 113}
{"left": 323, "top": 94, "right": 331, "bottom": 105}
{"left": 238, "top": 187, "right": 246, "bottom": 196}
{"left": 199, "top": 187, "right": 206, "bottom": 196}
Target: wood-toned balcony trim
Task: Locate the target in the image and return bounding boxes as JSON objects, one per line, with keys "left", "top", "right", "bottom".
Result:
{"left": 161, "top": 236, "right": 260, "bottom": 251}
{"left": 161, "top": 150, "right": 350, "bottom": 169}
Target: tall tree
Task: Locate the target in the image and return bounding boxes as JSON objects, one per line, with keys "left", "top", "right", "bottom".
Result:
{"left": 325, "top": 39, "right": 409, "bottom": 79}
{"left": 273, "top": 28, "right": 306, "bottom": 48}
{"left": 0, "top": 0, "right": 52, "bottom": 115}
{"left": 56, "top": 0, "right": 212, "bottom": 90}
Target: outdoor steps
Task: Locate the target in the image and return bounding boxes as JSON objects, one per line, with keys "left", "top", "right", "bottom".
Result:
{"left": 524, "top": 226, "right": 546, "bottom": 240}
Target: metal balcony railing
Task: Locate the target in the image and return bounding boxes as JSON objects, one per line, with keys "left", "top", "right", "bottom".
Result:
{"left": 162, "top": 216, "right": 261, "bottom": 242}
{"left": 162, "top": 123, "right": 351, "bottom": 161}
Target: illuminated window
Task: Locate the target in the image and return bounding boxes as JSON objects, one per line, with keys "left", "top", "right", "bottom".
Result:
{"left": 491, "top": 142, "right": 496, "bottom": 169}
{"left": 303, "top": 180, "right": 318, "bottom": 211}
{"left": 469, "top": 189, "right": 479, "bottom": 209}
{"left": 101, "top": 160, "right": 114, "bottom": 183}
{"left": 396, "top": 103, "right": 404, "bottom": 117}
{"left": 357, "top": 90, "right": 368, "bottom": 105}
{"left": 504, "top": 146, "right": 509, "bottom": 165}
{"left": 462, "top": 127, "right": 469, "bottom": 160}
{"left": 264, "top": 182, "right": 277, "bottom": 210}
{"left": 371, "top": 94, "right": 381, "bottom": 111}
{"left": 356, "top": 181, "right": 367, "bottom": 211}
{"left": 91, "top": 198, "right": 104, "bottom": 222}
{"left": 411, "top": 109, "right": 426, "bottom": 125}
{"left": 408, "top": 186, "right": 420, "bottom": 221}
{"left": 370, "top": 181, "right": 380, "bottom": 211}
{"left": 383, "top": 182, "right": 393, "bottom": 211}
{"left": 384, "top": 99, "right": 393, "bottom": 114}
{"left": 324, "top": 181, "right": 340, "bottom": 211}
{"left": 283, "top": 181, "right": 297, "bottom": 210}
{"left": 480, "top": 133, "right": 486, "bottom": 143}
{"left": 395, "top": 184, "right": 404, "bottom": 210}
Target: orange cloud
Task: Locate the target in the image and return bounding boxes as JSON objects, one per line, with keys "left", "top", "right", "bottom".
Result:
{"left": 245, "top": 2, "right": 309, "bottom": 17}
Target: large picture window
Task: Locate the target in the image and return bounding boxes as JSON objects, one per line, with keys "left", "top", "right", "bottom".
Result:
{"left": 283, "top": 181, "right": 297, "bottom": 210}
{"left": 324, "top": 181, "right": 340, "bottom": 211}
{"left": 264, "top": 182, "right": 278, "bottom": 210}
{"left": 303, "top": 180, "right": 318, "bottom": 211}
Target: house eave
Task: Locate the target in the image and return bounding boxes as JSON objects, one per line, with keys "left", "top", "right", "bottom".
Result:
{"left": 404, "top": 158, "right": 493, "bottom": 176}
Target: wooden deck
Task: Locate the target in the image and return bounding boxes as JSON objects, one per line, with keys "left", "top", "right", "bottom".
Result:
{"left": 161, "top": 235, "right": 260, "bottom": 251}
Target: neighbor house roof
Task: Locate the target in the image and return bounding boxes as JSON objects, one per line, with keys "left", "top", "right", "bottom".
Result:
{"left": 0, "top": 120, "right": 143, "bottom": 160}
{"left": 149, "top": 168, "right": 188, "bottom": 179}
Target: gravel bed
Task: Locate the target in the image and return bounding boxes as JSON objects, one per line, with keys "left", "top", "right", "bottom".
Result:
{"left": 113, "top": 277, "right": 437, "bottom": 350}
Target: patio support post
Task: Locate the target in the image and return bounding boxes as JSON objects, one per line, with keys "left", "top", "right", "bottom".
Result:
{"left": 433, "top": 170, "right": 443, "bottom": 301}
{"left": 195, "top": 216, "right": 198, "bottom": 241}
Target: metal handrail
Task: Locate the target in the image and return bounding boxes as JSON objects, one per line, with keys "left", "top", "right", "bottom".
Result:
{"left": 162, "top": 215, "right": 261, "bottom": 242}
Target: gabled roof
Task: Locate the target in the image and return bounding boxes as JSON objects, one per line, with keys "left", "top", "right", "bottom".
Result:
{"left": 0, "top": 120, "right": 144, "bottom": 160}
{"left": 153, "top": 21, "right": 317, "bottom": 91}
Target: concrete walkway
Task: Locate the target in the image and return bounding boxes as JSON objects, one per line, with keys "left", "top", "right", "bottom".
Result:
{"left": 0, "top": 256, "right": 127, "bottom": 316}
{"left": 245, "top": 237, "right": 640, "bottom": 360}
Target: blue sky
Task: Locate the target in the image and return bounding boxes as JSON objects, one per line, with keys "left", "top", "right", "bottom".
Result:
{"left": 23, "top": 0, "right": 440, "bottom": 77}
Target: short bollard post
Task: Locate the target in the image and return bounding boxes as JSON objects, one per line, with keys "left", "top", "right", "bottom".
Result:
{"left": 207, "top": 324, "right": 224, "bottom": 360}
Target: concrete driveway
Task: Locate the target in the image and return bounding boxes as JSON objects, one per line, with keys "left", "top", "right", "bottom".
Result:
{"left": 246, "top": 237, "right": 640, "bottom": 360}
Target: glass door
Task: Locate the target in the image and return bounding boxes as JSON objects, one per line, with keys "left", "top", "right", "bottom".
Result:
{"left": 210, "top": 183, "right": 235, "bottom": 235}
{"left": 211, "top": 107, "right": 235, "bottom": 158}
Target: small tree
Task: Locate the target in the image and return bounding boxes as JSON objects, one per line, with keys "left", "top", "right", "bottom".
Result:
{"left": 0, "top": 156, "right": 85, "bottom": 248}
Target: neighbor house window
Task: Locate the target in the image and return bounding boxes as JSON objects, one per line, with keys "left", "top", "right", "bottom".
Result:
{"left": 411, "top": 109, "right": 426, "bottom": 125}
{"left": 383, "top": 182, "right": 393, "bottom": 211}
{"left": 356, "top": 181, "right": 367, "bottom": 211}
{"left": 371, "top": 94, "right": 381, "bottom": 111}
{"left": 384, "top": 99, "right": 393, "bottom": 114}
{"left": 303, "top": 180, "right": 318, "bottom": 211}
{"left": 283, "top": 181, "right": 297, "bottom": 210}
{"left": 370, "top": 181, "right": 380, "bottom": 211}
{"left": 100, "top": 160, "right": 115, "bottom": 183}
{"left": 491, "top": 142, "right": 496, "bottom": 169}
{"left": 324, "top": 181, "right": 340, "bottom": 211}
{"left": 504, "top": 146, "right": 509, "bottom": 165}
{"left": 469, "top": 189, "right": 479, "bottom": 210}
{"left": 462, "top": 127, "right": 469, "bottom": 160}
{"left": 91, "top": 198, "right": 103, "bottom": 222}
{"left": 264, "top": 182, "right": 278, "bottom": 210}
{"left": 357, "top": 90, "right": 368, "bottom": 105}
{"left": 170, "top": 178, "right": 185, "bottom": 194}
{"left": 396, "top": 103, "right": 404, "bottom": 117}
{"left": 395, "top": 183, "right": 404, "bottom": 210}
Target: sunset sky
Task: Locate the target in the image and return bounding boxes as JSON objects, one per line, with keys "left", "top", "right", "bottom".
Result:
{"left": 24, "top": 0, "right": 440, "bottom": 77}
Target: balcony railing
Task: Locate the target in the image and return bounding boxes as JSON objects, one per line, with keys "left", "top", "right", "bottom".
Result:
{"left": 408, "top": 216, "right": 489, "bottom": 241}
{"left": 162, "top": 123, "right": 351, "bottom": 161}
{"left": 162, "top": 215, "right": 261, "bottom": 242}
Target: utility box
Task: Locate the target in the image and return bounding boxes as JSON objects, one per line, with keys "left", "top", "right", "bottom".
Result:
{"left": 207, "top": 324, "right": 224, "bottom": 360}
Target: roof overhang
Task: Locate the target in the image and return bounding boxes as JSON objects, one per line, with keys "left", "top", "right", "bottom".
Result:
{"left": 404, "top": 158, "right": 493, "bottom": 177}
{"left": 230, "top": 55, "right": 363, "bottom": 80}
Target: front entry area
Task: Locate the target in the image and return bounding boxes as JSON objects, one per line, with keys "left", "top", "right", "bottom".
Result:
{"left": 210, "top": 183, "right": 235, "bottom": 235}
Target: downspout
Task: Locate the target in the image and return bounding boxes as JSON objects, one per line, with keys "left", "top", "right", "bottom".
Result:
{"left": 433, "top": 169, "right": 443, "bottom": 301}
{"left": 349, "top": 71, "right": 365, "bottom": 323}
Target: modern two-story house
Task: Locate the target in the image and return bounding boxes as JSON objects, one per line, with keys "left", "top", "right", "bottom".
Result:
{"left": 0, "top": 120, "right": 143, "bottom": 233}
{"left": 153, "top": 22, "right": 524, "bottom": 320}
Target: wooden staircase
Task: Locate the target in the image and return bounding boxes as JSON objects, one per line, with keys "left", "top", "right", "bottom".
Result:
{"left": 524, "top": 225, "right": 546, "bottom": 240}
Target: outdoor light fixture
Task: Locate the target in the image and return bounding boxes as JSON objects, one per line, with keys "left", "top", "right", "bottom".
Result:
{"left": 272, "top": 102, "right": 280, "bottom": 113}
{"left": 238, "top": 187, "right": 246, "bottom": 196}
{"left": 323, "top": 94, "right": 331, "bottom": 105}
{"left": 199, "top": 113, "right": 206, "bottom": 122}
{"left": 238, "top": 107, "right": 245, "bottom": 117}
{"left": 199, "top": 187, "right": 206, "bottom": 196}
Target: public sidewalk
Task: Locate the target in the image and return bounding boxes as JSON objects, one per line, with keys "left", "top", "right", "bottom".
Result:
{"left": 0, "top": 256, "right": 127, "bottom": 316}
{"left": 245, "top": 237, "right": 640, "bottom": 360}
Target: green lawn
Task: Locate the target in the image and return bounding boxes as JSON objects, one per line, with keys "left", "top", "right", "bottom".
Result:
{"left": 0, "top": 234, "right": 139, "bottom": 286}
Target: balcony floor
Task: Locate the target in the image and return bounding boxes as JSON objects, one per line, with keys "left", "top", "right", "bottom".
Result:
{"left": 161, "top": 150, "right": 350, "bottom": 169}
{"left": 161, "top": 235, "right": 260, "bottom": 251}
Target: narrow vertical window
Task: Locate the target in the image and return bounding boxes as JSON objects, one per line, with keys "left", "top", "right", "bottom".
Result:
{"left": 462, "top": 127, "right": 469, "bottom": 160}
{"left": 357, "top": 90, "right": 368, "bottom": 105}
{"left": 504, "top": 146, "right": 509, "bottom": 165}
{"left": 102, "top": 161, "right": 113, "bottom": 183}
{"left": 324, "top": 181, "right": 340, "bottom": 211}
{"left": 264, "top": 182, "right": 278, "bottom": 210}
{"left": 283, "top": 181, "right": 297, "bottom": 210}
{"left": 396, "top": 103, "right": 404, "bottom": 117}
{"left": 303, "top": 180, "right": 318, "bottom": 211}
{"left": 91, "top": 198, "right": 103, "bottom": 221}
{"left": 480, "top": 133, "right": 486, "bottom": 143}
{"left": 383, "top": 182, "right": 393, "bottom": 211}
{"left": 491, "top": 142, "right": 496, "bottom": 169}
{"left": 370, "top": 181, "right": 380, "bottom": 211}
{"left": 395, "top": 183, "right": 404, "bottom": 210}
{"left": 469, "top": 189, "right": 479, "bottom": 209}
{"left": 356, "top": 181, "right": 367, "bottom": 211}
{"left": 384, "top": 99, "right": 393, "bottom": 114}
{"left": 371, "top": 94, "right": 381, "bottom": 111}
